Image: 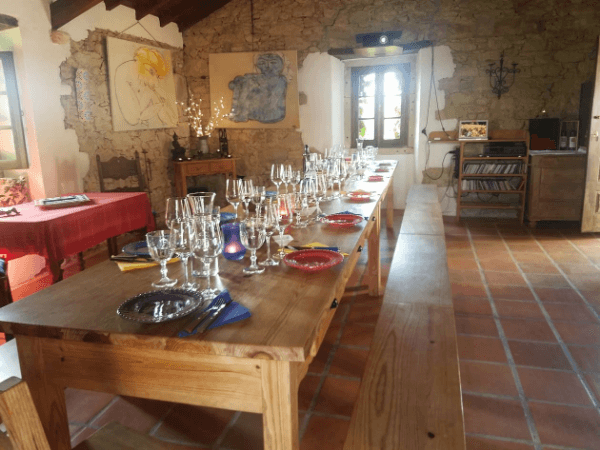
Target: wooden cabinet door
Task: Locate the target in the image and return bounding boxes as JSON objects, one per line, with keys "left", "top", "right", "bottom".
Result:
{"left": 582, "top": 37, "right": 600, "bottom": 232}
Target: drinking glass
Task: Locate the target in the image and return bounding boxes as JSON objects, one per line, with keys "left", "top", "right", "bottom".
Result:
{"left": 187, "top": 192, "right": 216, "bottom": 216}
{"left": 165, "top": 197, "right": 191, "bottom": 229}
{"left": 225, "top": 178, "right": 242, "bottom": 219}
{"left": 270, "top": 164, "right": 284, "bottom": 194}
{"left": 289, "top": 170, "right": 301, "bottom": 193}
{"left": 169, "top": 219, "right": 196, "bottom": 290}
{"left": 240, "top": 179, "right": 254, "bottom": 218}
{"left": 251, "top": 186, "right": 266, "bottom": 217}
{"left": 314, "top": 174, "right": 327, "bottom": 221}
{"left": 273, "top": 194, "right": 293, "bottom": 260}
{"left": 193, "top": 214, "right": 223, "bottom": 299}
{"left": 292, "top": 182, "right": 310, "bottom": 229}
{"left": 146, "top": 230, "right": 177, "bottom": 288}
{"left": 281, "top": 165, "right": 292, "bottom": 193}
{"left": 240, "top": 218, "right": 266, "bottom": 275}
{"left": 259, "top": 201, "right": 279, "bottom": 266}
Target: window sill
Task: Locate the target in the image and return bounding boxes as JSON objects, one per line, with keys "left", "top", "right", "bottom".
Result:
{"left": 369, "top": 146, "right": 414, "bottom": 155}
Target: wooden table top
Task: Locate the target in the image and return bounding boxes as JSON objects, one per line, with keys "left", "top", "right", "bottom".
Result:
{"left": 0, "top": 162, "right": 396, "bottom": 362}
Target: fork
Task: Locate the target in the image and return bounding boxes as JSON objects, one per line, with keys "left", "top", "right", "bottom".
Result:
{"left": 181, "top": 295, "right": 226, "bottom": 335}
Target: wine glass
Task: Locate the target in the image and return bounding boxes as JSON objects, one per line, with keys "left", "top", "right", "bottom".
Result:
{"left": 240, "top": 179, "right": 254, "bottom": 218}
{"left": 146, "top": 230, "right": 177, "bottom": 288}
{"left": 259, "top": 200, "right": 279, "bottom": 266}
{"left": 270, "top": 164, "right": 284, "bottom": 194}
{"left": 273, "top": 194, "right": 293, "bottom": 260}
{"left": 225, "top": 178, "right": 242, "bottom": 219}
{"left": 165, "top": 197, "right": 191, "bottom": 229}
{"left": 169, "top": 219, "right": 196, "bottom": 290}
{"left": 187, "top": 192, "right": 216, "bottom": 216}
{"left": 193, "top": 214, "right": 223, "bottom": 299}
{"left": 251, "top": 186, "right": 266, "bottom": 217}
{"left": 289, "top": 170, "right": 301, "bottom": 193}
{"left": 281, "top": 165, "right": 292, "bottom": 193}
{"left": 292, "top": 182, "right": 310, "bottom": 229}
{"left": 314, "top": 174, "right": 327, "bottom": 221}
{"left": 240, "top": 217, "right": 266, "bottom": 275}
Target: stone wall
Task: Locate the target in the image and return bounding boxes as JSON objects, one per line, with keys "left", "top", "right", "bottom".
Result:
{"left": 59, "top": 29, "right": 188, "bottom": 226}
{"left": 184, "top": 0, "right": 600, "bottom": 178}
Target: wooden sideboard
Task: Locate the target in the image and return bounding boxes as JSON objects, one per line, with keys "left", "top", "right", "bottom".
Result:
{"left": 526, "top": 153, "right": 587, "bottom": 227}
{"left": 173, "top": 158, "right": 238, "bottom": 197}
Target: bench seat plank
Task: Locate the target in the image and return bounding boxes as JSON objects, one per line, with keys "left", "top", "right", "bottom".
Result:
{"left": 344, "top": 303, "right": 465, "bottom": 450}
{"left": 384, "top": 234, "right": 452, "bottom": 308}
{"left": 406, "top": 185, "right": 439, "bottom": 205}
{"left": 400, "top": 203, "right": 444, "bottom": 236}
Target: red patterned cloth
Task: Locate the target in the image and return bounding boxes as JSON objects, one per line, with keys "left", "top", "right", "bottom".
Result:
{"left": 0, "top": 192, "right": 155, "bottom": 262}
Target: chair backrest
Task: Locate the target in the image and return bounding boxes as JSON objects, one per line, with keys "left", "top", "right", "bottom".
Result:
{"left": 0, "top": 377, "right": 51, "bottom": 450}
{"left": 96, "top": 151, "right": 147, "bottom": 193}
{"left": 0, "top": 258, "right": 12, "bottom": 308}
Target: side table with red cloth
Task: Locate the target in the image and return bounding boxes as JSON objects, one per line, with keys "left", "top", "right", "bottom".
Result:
{"left": 0, "top": 192, "right": 155, "bottom": 282}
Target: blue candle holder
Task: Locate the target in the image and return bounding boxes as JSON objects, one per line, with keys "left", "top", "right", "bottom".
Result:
{"left": 221, "top": 222, "right": 246, "bottom": 261}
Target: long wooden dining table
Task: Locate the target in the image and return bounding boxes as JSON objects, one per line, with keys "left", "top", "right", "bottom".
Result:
{"left": 0, "top": 162, "right": 396, "bottom": 450}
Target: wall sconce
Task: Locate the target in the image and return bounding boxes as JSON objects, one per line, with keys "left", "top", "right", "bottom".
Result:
{"left": 485, "top": 52, "right": 520, "bottom": 99}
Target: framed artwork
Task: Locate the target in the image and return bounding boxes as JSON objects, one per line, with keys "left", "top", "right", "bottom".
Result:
{"left": 459, "top": 120, "right": 489, "bottom": 140}
{"left": 209, "top": 51, "right": 300, "bottom": 129}
{"left": 107, "top": 37, "right": 178, "bottom": 132}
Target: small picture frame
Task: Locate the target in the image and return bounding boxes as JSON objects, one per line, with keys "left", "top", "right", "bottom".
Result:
{"left": 459, "top": 120, "right": 489, "bottom": 140}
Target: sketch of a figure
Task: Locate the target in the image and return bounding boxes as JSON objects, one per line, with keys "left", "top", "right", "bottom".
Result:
{"left": 228, "top": 53, "right": 287, "bottom": 124}
{"left": 112, "top": 46, "right": 178, "bottom": 130}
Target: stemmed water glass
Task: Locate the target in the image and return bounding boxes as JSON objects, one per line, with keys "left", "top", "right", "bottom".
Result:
{"left": 251, "top": 186, "right": 266, "bottom": 217}
{"left": 169, "top": 219, "right": 196, "bottom": 290}
{"left": 292, "top": 181, "right": 310, "bottom": 228}
{"left": 240, "top": 217, "right": 266, "bottom": 275}
{"left": 289, "top": 170, "right": 301, "bottom": 193}
{"left": 193, "top": 214, "right": 223, "bottom": 299}
{"left": 314, "top": 174, "right": 327, "bottom": 221}
{"left": 270, "top": 164, "right": 284, "bottom": 194}
{"left": 146, "top": 230, "right": 177, "bottom": 288}
{"left": 273, "top": 194, "right": 293, "bottom": 260}
{"left": 259, "top": 200, "right": 279, "bottom": 266}
{"left": 165, "top": 197, "right": 191, "bottom": 229}
{"left": 187, "top": 192, "right": 216, "bottom": 216}
{"left": 225, "top": 178, "right": 242, "bottom": 219}
{"left": 240, "top": 179, "right": 254, "bottom": 218}
{"left": 281, "top": 165, "right": 293, "bottom": 193}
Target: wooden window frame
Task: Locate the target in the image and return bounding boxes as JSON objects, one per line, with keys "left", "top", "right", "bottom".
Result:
{"left": 0, "top": 52, "right": 28, "bottom": 171}
{"left": 351, "top": 63, "right": 410, "bottom": 148}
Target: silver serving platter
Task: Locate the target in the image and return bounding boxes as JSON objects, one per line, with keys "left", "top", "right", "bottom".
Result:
{"left": 117, "top": 289, "right": 204, "bottom": 323}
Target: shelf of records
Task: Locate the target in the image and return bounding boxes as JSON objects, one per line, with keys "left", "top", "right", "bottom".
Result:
{"left": 461, "top": 177, "right": 525, "bottom": 192}
{"left": 462, "top": 161, "right": 524, "bottom": 175}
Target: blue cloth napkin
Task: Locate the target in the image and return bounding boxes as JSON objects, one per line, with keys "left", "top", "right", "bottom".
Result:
{"left": 266, "top": 190, "right": 277, "bottom": 197}
{"left": 220, "top": 212, "right": 236, "bottom": 223}
{"left": 177, "top": 290, "right": 250, "bottom": 337}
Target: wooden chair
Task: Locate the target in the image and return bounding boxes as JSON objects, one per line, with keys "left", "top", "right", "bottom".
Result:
{"left": 0, "top": 377, "right": 172, "bottom": 450}
{"left": 96, "top": 152, "right": 148, "bottom": 256}
{"left": 0, "top": 258, "right": 13, "bottom": 342}
{"left": 96, "top": 152, "right": 146, "bottom": 193}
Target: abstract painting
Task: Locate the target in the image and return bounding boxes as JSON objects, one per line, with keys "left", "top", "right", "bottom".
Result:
{"left": 107, "top": 37, "right": 178, "bottom": 132}
{"left": 209, "top": 51, "right": 299, "bottom": 129}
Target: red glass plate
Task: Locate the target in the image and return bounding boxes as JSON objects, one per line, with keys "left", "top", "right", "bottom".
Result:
{"left": 368, "top": 175, "right": 384, "bottom": 182}
{"left": 348, "top": 191, "right": 373, "bottom": 202}
{"left": 375, "top": 168, "right": 389, "bottom": 172}
{"left": 283, "top": 249, "right": 344, "bottom": 273}
{"left": 324, "top": 213, "right": 362, "bottom": 228}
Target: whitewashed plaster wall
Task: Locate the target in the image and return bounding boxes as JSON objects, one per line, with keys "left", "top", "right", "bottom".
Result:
{"left": 0, "top": 0, "right": 181, "bottom": 286}
{"left": 298, "top": 53, "right": 345, "bottom": 152}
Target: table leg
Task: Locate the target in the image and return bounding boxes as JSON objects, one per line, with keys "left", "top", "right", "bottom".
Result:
{"left": 48, "top": 259, "right": 64, "bottom": 284}
{"left": 367, "top": 203, "right": 382, "bottom": 297}
{"left": 386, "top": 183, "right": 394, "bottom": 230}
{"left": 261, "top": 360, "right": 299, "bottom": 450}
{"left": 16, "top": 336, "right": 70, "bottom": 450}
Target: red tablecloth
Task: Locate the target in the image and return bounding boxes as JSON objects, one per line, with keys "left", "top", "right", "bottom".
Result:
{"left": 0, "top": 192, "right": 155, "bottom": 262}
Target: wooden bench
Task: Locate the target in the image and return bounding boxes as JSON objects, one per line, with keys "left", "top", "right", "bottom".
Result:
{"left": 344, "top": 184, "right": 465, "bottom": 450}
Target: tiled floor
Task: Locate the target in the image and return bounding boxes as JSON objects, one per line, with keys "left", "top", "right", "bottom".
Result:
{"left": 448, "top": 218, "right": 600, "bottom": 450}
{"left": 5, "top": 216, "right": 600, "bottom": 449}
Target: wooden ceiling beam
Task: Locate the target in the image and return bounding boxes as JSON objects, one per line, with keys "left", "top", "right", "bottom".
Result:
{"left": 134, "top": 0, "right": 172, "bottom": 21}
{"left": 177, "top": 0, "right": 234, "bottom": 31}
{"left": 103, "top": 0, "right": 125, "bottom": 11}
{"left": 50, "top": 0, "right": 104, "bottom": 29}
{"left": 158, "top": 0, "right": 196, "bottom": 27}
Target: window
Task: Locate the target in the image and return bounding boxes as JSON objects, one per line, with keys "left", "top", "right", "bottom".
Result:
{"left": 0, "top": 52, "right": 27, "bottom": 170}
{"left": 351, "top": 64, "right": 410, "bottom": 148}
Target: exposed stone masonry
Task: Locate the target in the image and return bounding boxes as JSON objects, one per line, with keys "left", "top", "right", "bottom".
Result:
{"left": 184, "top": 0, "right": 600, "bottom": 179}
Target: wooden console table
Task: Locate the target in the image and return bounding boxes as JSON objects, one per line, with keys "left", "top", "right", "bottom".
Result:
{"left": 173, "top": 158, "right": 238, "bottom": 197}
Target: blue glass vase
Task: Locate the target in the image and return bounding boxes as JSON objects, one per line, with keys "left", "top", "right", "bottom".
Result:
{"left": 221, "top": 222, "right": 246, "bottom": 261}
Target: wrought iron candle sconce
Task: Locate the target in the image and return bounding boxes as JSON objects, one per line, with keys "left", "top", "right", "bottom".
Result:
{"left": 486, "top": 52, "right": 520, "bottom": 99}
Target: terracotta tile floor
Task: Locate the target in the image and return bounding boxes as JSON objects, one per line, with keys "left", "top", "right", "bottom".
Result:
{"left": 5, "top": 216, "right": 600, "bottom": 449}
{"left": 449, "top": 218, "right": 600, "bottom": 450}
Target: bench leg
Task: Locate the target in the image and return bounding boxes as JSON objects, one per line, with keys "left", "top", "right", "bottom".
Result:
{"left": 386, "top": 184, "right": 394, "bottom": 230}
{"left": 261, "top": 360, "right": 299, "bottom": 450}
{"left": 367, "top": 203, "right": 382, "bottom": 296}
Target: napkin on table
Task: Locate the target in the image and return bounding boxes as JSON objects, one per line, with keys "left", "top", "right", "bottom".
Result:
{"left": 178, "top": 290, "right": 250, "bottom": 337}
{"left": 278, "top": 241, "right": 349, "bottom": 257}
{"left": 115, "top": 257, "right": 179, "bottom": 272}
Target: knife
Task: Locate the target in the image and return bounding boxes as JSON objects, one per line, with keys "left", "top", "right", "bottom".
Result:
{"left": 110, "top": 255, "right": 153, "bottom": 262}
{"left": 196, "top": 296, "right": 233, "bottom": 334}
